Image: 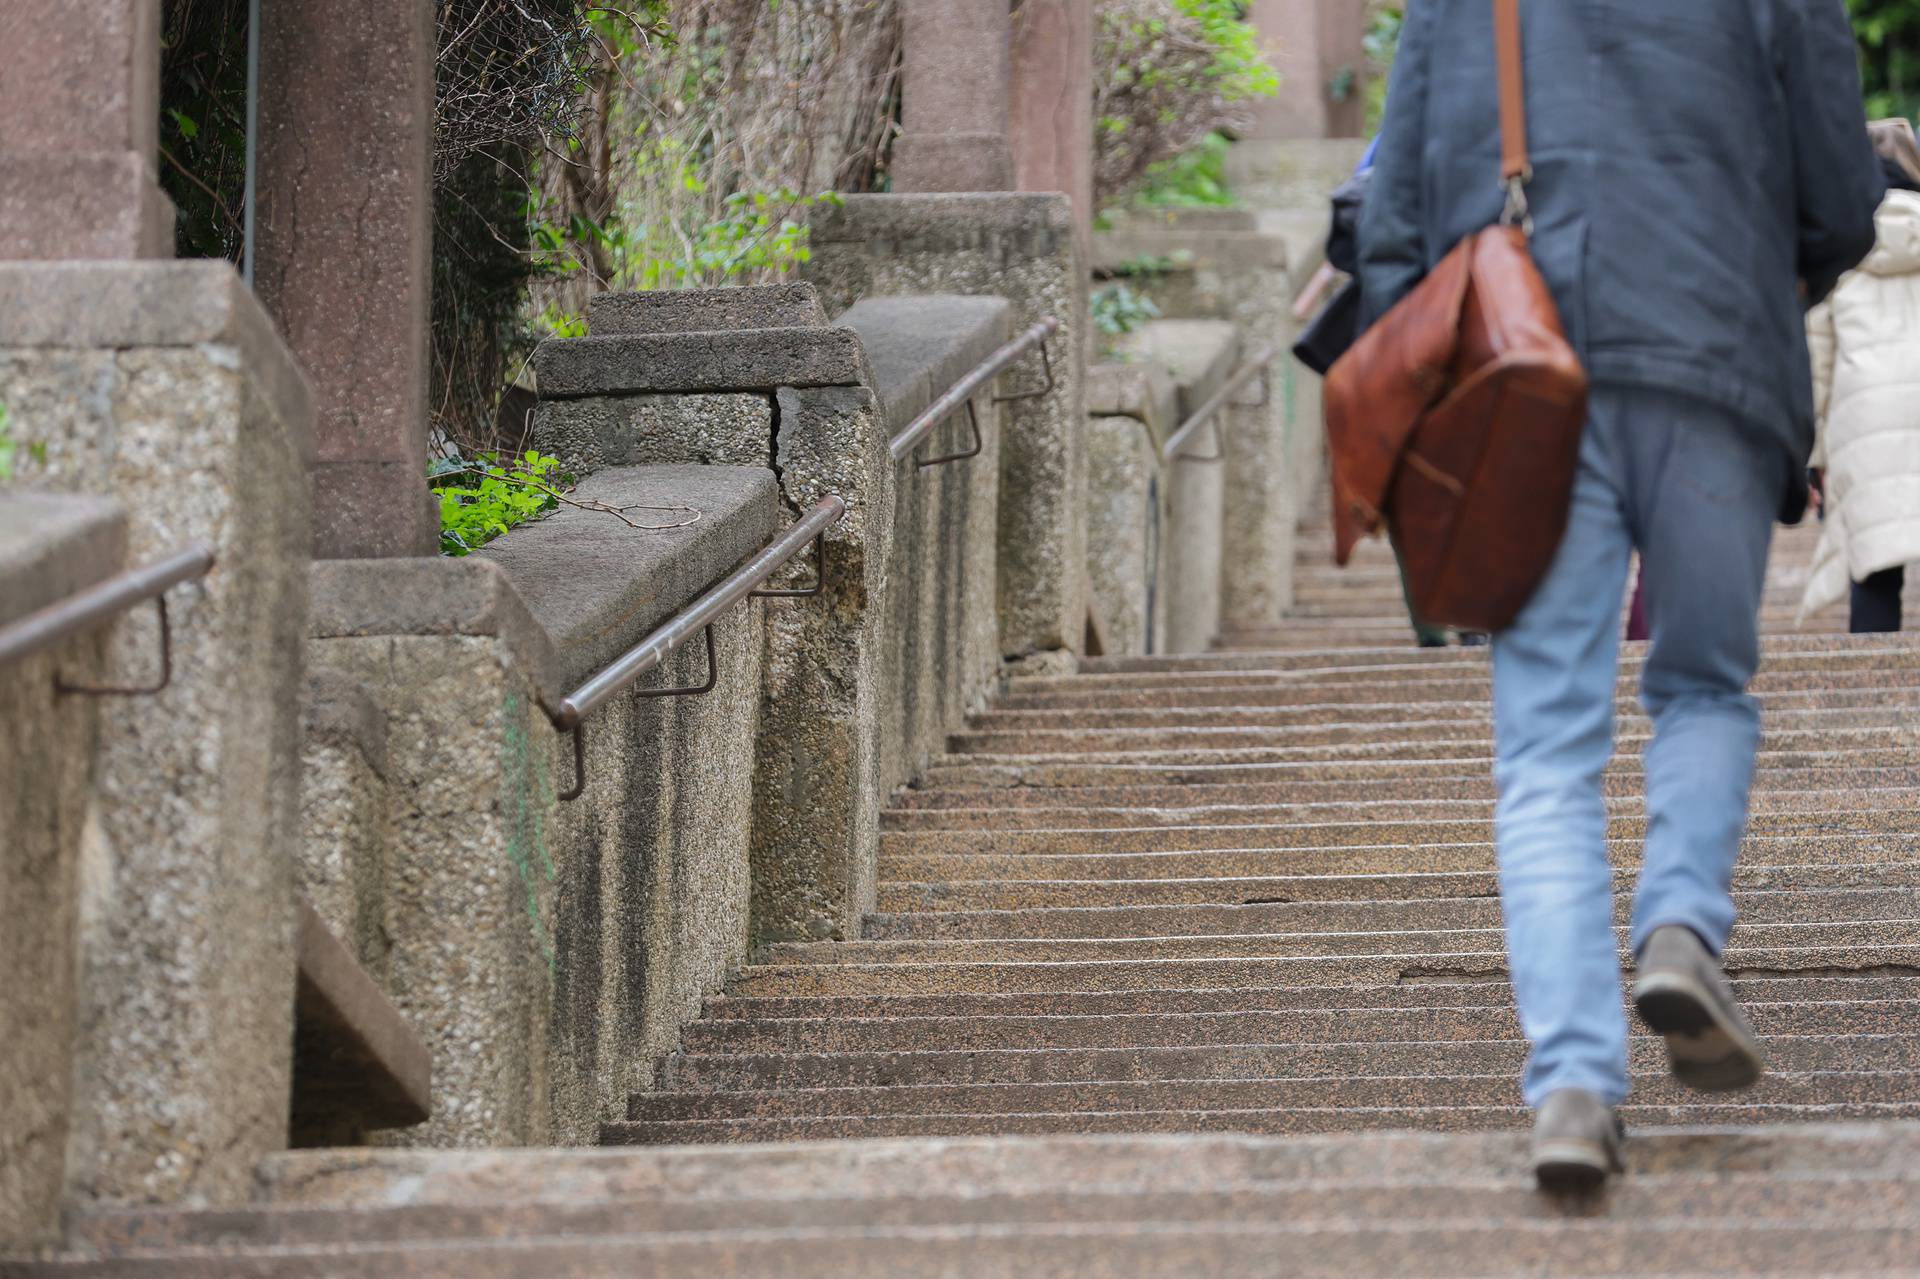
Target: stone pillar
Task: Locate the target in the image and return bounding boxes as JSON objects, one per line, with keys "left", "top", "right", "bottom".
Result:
{"left": 254, "top": 0, "right": 439, "bottom": 559}
{"left": 894, "top": 0, "right": 1015, "bottom": 192}
{"left": 1245, "top": 0, "right": 1368, "bottom": 140}
{"left": 0, "top": 260, "right": 312, "bottom": 1211}
{"left": 808, "top": 196, "right": 1087, "bottom": 662}
{"left": 0, "top": 0, "right": 175, "bottom": 258}
{"left": 1009, "top": 0, "right": 1094, "bottom": 252}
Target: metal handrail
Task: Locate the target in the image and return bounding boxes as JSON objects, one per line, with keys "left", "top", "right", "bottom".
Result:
{"left": 1160, "top": 341, "right": 1280, "bottom": 464}
{"left": 547, "top": 495, "right": 847, "bottom": 732}
{"left": 0, "top": 542, "right": 216, "bottom": 674}
{"left": 888, "top": 316, "right": 1061, "bottom": 465}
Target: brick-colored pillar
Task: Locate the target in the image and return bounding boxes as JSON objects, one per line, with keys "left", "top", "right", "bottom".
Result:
{"left": 894, "top": 0, "right": 1016, "bottom": 192}
{"left": 1009, "top": 0, "right": 1094, "bottom": 252}
{"left": 1245, "top": 0, "right": 1368, "bottom": 140}
{"left": 254, "top": 0, "right": 440, "bottom": 559}
{"left": 0, "top": 0, "right": 175, "bottom": 259}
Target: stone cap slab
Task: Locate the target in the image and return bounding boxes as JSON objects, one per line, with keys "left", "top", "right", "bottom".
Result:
{"left": 479, "top": 465, "right": 779, "bottom": 693}
{"left": 1115, "top": 320, "right": 1243, "bottom": 422}
{"left": 1087, "top": 363, "right": 1180, "bottom": 449}
{"left": 810, "top": 193, "right": 1074, "bottom": 257}
{"left": 0, "top": 491, "right": 127, "bottom": 629}
{"left": 1093, "top": 229, "right": 1292, "bottom": 276}
{"left": 587, "top": 283, "right": 828, "bottom": 336}
{"left": 0, "top": 260, "right": 314, "bottom": 461}
{"left": 533, "top": 327, "right": 872, "bottom": 400}
{"left": 311, "top": 466, "right": 782, "bottom": 704}
{"left": 836, "top": 295, "right": 1013, "bottom": 435}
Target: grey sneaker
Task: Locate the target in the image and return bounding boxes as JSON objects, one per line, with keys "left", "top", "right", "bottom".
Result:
{"left": 1531, "top": 1088, "right": 1625, "bottom": 1190}
{"left": 1632, "top": 924, "right": 1766, "bottom": 1092}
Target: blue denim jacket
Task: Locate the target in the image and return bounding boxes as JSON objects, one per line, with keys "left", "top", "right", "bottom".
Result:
{"left": 1358, "top": 0, "right": 1885, "bottom": 511}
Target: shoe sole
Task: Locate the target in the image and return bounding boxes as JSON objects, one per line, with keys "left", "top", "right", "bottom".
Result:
{"left": 1532, "top": 1139, "right": 1618, "bottom": 1192}
{"left": 1633, "top": 970, "right": 1765, "bottom": 1092}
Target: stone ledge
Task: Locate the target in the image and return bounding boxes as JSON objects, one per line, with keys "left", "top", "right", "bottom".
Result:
{"left": 291, "top": 900, "right": 432, "bottom": 1139}
{"left": 478, "top": 465, "right": 779, "bottom": 693}
{"left": 0, "top": 260, "right": 314, "bottom": 462}
{"left": 811, "top": 193, "right": 1074, "bottom": 255}
{"left": 533, "top": 327, "right": 872, "bottom": 400}
{"left": 1087, "top": 363, "right": 1180, "bottom": 451}
{"left": 0, "top": 491, "right": 126, "bottom": 630}
{"left": 836, "top": 295, "right": 1014, "bottom": 436}
{"left": 1093, "top": 229, "right": 1293, "bottom": 276}
{"left": 1115, "top": 320, "right": 1243, "bottom": 424}
{"left": 587, "top": 283, "right": 828, "bottom": 336}
{"left": 311, "top": 466, "right": 781, "bottom": 704}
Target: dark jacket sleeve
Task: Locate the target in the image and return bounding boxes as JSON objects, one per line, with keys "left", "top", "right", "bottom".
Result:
{"left": 1780, "top": 0, "right": 1885, "bottom": 305}
{"left": 1356, "top": 2, "right": 1437, "bottom": 331}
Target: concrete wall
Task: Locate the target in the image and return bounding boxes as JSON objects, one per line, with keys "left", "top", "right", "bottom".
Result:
{"left": 0, "top": 261, "right": 312, "bottom": 1213}
{"left": 306, "top": 467, "right": 777, "bottom": 1147}
{"left": 0, "top": 496, "right": 122, "bottom": 1250}
{"left": 838, "top": 295, "right": 1011, "bottom": 792}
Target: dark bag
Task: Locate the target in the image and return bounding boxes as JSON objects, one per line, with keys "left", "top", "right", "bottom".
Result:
{"left": 1322, "top": 0, "right": 1588, "bottom": 633}
{"left": 1292, "top": 279, "right": 1360, "bottom": 377}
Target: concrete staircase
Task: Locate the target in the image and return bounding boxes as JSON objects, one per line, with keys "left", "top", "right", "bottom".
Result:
{"left": 16, "top": 511, "right": 1920, "bottom": 1274}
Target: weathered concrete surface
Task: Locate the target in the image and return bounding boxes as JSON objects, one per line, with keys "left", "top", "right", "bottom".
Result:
{"left": 809, "top": 194, "right": 1087, "bottom": 661}
{"left": 841, "top": 295, "right": 1010, "bottom": 795}
{"left": 0, "top": 260, "right": 312, "bottom": 1211}
{"left": 1097, "top": 212, "right": 1325, "bottom": 622}
{"left": 1085, "top": 415, "right": 1162, "bottom": 656}
{"left": 534, "top": 298, "right": 900, "bottom": 945}
{"left": 893, "top": 0, "right": 1015, "bottom": 192}
{"left": 0, "top": 0, "right": 173, "bottom": 258}
{"left": 255, "top": 0, "right": 437, "bottom": 559}
{"left": 1225, "top": 137, "right": 1370, "bottom": 214}
{"left": 1116, "top": 320, "right": 1240, "bottom": 653}
{"left": 308, "top": 466, "right": 776, "bottom": 1147}
{"left": 587, "top": 283, "right": 828, "bottom": 335}
{"left": 0, "top": 496, "right": 123, "bottom": 1250}
{"left": 300, "top": 672, "right": 392, "bottom": 978}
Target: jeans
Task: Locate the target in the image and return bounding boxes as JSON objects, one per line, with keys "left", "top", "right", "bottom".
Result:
{"left": 1491, "top": 386, "right": 1781, "bottom": 1108}
{"left": 1851, "top": 565, "right": 1904, "bottom": 634}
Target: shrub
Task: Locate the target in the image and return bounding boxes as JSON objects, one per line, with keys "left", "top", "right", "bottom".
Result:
{"left": 432, "top": 450, "right": 568, "bottom": 556}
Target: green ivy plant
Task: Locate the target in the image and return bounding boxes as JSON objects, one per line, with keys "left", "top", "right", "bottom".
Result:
{"left": 1092, "top": 282, "right": 1163, "bottom": 338}
{"left": 0, "top": 403, "right": 45, "bottom": 483}
{"left": 432, "top": 450, "right": 569, "bottom": 556}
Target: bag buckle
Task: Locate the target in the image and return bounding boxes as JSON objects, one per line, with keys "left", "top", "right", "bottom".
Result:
{"left": 1500, "top": 171, "right": 1535, "bottom": 236}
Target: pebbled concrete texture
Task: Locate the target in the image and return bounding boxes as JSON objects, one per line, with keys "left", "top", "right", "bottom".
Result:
{"left": 531, "top": 393, "right": 773, "bottom": 481}
{"left": 808, "top": 193, "right": 1088, "bottom": 661}
{"left": 306, "top": 466, "right": 775, "bottom": 1149}
{"left": 298, "top": 672, "right": 392, "bottom": 978}
{"left": 0, "top": 260, "right": 312, "bottom": 1216}
{"left": 586, "top": 283, "right": 828, "bottom": 336}
{"left": 0, "top": 497, "right": 124, "bottom": 1249}
{"left": 532, "top": 328, "right": 873, "bottom": 399}
{"left": 1084, "top": 415, "right": 1163, "bottom": 655}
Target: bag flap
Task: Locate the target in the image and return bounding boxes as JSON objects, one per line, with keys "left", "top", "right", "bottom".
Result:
{"left": 1322, "top": 239, "right": 1475, "bottom": 565}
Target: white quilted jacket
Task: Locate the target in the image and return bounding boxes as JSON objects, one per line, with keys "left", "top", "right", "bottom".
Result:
{"left": 1801, "top": 190, "right": 1920, "bottom": 618}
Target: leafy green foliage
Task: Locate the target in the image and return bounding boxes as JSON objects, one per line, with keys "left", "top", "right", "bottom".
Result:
{"left": 1091, "top": 282, "right": 1163, "bottom": 338}
{"left": 1363, "top": 4, "right": 1404, "bottom": 135}
{"left": 432, "top": 450, "right": 568, "bottom": 556}
{"left": 1134, "top": 132, "right": 1236, "bottom": 208}
{"left": 1850, "top": 0, "right": 1920, "bottom": 119}
{"left": 0, "top": 403, "right": 44, "bottom": 483}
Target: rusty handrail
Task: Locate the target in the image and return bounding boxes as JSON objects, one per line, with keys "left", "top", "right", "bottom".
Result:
{"left": 0, "top": 542, "right": 215, "bottom": 676}
{"left": 548, "top": 495, "right": 847, "bottom": 732}
{"left": 1160, "top": 341, "right": 1280, "bottom": 464}
{"left": 888, "top": 316, "right": 1061, "bottom": 466}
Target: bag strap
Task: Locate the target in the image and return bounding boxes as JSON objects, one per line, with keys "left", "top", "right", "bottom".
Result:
{"left": 1494, "top": 0, "right": 1533, "bottom": 230}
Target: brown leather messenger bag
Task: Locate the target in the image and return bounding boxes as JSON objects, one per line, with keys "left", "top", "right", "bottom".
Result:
{"left": 1322, "top": 0, "right": 1589, "bottom": 634}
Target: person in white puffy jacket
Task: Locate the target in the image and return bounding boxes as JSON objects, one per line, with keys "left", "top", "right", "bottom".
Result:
{"left": 1803, "top": 121, "right": 1920, "bottom": 632}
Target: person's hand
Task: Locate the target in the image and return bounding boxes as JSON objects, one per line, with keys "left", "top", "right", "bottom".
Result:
{"left": 1808, "top": 467, "right": 1825, "bottom": 514}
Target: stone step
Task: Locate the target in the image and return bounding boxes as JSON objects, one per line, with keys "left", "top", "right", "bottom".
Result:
{"left": 767, "top": 919, "right": 1920, "bottom": 967}
{"left": 892, "top": 764, "right": 1920, "bottom": 807}
{"left": 876, "top": 813, "right": 1920, "bottom": 858}
{"left": 694, "top": 975, "right": 1920, "bottom": 1025}
{"left": 874, "top": 860, "right": 1920, "bottom": 911}
{"left": 878, "top": 785, "right": 1920, "bottom": 831}
{"left": 863, "top": 887, "right": 1920, "bottom": 940}
{"left": 1073, "top": 636, "right": 1918, "bottom": 676}
{"left": 23, "top": 1216, "right": 1920, "bottom": 1278}
{"left": 662, "top": 1033, "right": 1920, "bottom": 1092}
{"left": 681, "top": 998, "right": 1920, "bottom": 1056}
{"left": 602, "top": 1100, "right": 1920, "bottom": 1147}
{"left": 725, "top": 943, "right": 1920, "bottom": 998}
{"left": 947, "top": 710, "right": 1920, "bottom": 756}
